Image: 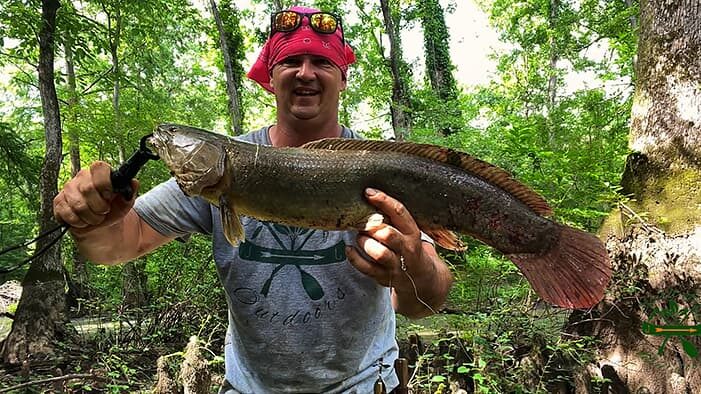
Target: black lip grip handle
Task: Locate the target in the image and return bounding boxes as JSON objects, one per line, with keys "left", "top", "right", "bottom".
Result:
{"left": 110, "top": 134, "right": 159, "bottom": 200}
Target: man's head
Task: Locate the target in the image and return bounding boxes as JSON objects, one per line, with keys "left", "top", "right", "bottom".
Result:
{"left": 247, "top": 6, "right": 356, "bottom": 93}
{"left": 248, "top": 6, "right": 356, "bottom": 126}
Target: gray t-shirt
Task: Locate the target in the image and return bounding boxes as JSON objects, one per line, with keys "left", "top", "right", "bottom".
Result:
{"left": 134, "top": 126, "right": 399, "bottom": 393}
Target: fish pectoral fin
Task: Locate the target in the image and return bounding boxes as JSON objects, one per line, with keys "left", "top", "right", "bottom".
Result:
{"left": 220, "top": 194, "right": 244, "bottom": 246}
{"left": 424, "top": 228, "right": 466, "bottom": 251}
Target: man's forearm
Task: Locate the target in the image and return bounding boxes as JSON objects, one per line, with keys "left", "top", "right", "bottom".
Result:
{"left": 393, "top": 244, "right": 453, "bottom": 319}
{"left": 72, "top": 209, "right": 170, "bottom": 265}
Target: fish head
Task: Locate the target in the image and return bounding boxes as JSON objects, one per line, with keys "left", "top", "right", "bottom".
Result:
{"left": 149, "top": 124, "right": 228, "bottom": 199}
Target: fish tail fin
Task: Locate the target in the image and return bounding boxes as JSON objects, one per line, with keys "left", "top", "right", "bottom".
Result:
{"left": 508, "top": 225, "right": 611, "bottom": 309}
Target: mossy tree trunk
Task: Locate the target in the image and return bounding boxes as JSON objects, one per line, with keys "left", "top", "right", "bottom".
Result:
{"left": 418, "top": 0, "right": 462, "bottom": 135}
{"left": 620, "top": 0, "right": 701, "bottom": 234}
{"left": 573, "top": 1, "right": 701, "bottom": 392}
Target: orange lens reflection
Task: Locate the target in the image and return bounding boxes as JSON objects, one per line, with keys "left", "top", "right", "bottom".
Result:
{"left": 310, "top": 13, "right": 337, "bottom": 33}
{"left": 274, "top": 11, "right": 301, "bottom": 31}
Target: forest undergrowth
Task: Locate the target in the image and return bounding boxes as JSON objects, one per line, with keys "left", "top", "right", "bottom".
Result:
{"left": 1, "top": 240, "right": 601, "bottom": 393}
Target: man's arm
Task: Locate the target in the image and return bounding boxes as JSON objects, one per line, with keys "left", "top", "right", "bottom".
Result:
{"left": 53, "top": 161, "right": 174, "bottom": 265}
{"left": 71, "top": 209, "right": 173, "bottom": 265}
{"left": 345, "top": 188, "right": 454, "bottom": 319}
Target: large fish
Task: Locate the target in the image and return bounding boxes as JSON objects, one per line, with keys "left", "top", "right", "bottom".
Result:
{"left": 148, "top": 124, "right": 611, "bottom": 309}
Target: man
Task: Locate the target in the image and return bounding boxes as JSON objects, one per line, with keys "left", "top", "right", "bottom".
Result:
{"left": 53, "top": 6, "right": 453, "bottom": 393}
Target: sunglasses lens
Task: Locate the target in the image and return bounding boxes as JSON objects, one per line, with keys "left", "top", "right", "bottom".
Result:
{"left": 274, "top": 11, "right": 301, "bottom": 32}
{"left": 310, "top": 13, "right": 338, "bottom": 33}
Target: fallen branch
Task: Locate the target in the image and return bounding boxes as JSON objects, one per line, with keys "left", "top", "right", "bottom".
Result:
{"left": 0, "top": 373, "right": 107, "bottom": 393}
{"left": 619, "top": 203, "right": 664, "bottom": 234}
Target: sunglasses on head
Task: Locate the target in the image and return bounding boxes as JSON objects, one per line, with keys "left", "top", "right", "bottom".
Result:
{"left": 270, "top": 10, "right": 345, "bottom": 44}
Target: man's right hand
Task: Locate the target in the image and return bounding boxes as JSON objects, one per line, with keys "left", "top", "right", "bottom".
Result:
{"left": 53, "top": 161, "right": 139, "bottom": 234}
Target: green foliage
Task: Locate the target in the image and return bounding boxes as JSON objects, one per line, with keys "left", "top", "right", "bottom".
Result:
{"left": 417, "top": 0, "right": 459, "bottom": 102}
{"left": 342, "top": 0, "right": 394, "bottom": 130}
{"left": 402, "top": 299, "right": 597, "bottom": 393}
{"left": 218, "top": 1, "right": 247, "bottom": 87}
{"left": 443, "top": 245, "right": 528, "bottom": 311}
{"left": 0, "top": 118, "right": 43, "bottom": 277}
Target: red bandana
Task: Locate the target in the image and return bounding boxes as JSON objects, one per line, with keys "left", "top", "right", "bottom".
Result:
{"left": 247, "top": 6, "right": 356, "bottom": 93}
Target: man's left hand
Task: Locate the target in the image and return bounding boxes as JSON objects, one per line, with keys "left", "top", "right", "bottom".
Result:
{"left": 345, "top": 188, "right": 423, "bottom": 287}
{"left": 345, "top": 188, "right": 453, "bottom": 318}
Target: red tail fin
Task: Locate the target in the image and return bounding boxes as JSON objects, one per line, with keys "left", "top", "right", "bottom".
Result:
{"left": 508, "top": 225, "right": 611, "bottom": 308}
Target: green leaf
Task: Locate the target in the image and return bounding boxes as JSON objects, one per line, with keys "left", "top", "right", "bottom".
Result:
{"left": 431, "top": 375, "right": 447, "bottom": 383}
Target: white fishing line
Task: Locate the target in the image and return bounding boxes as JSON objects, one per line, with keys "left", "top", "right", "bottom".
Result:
{"left": 390, "top": 255, "right": 438, "bottom": 316}
{"left": 403, "top": 268, "right": 438, "bottom": 316}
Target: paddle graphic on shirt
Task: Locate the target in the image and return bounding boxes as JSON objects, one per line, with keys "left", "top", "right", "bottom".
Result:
{"left": 238, "top": 221, "right": 346, "bottom": 300}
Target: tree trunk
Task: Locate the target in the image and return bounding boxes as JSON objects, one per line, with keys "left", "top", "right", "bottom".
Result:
{"left": 573, "top": 1, "right": 701, "bottom": 392}
{"left": 620, "top": 0, "right": 701, "bottom": 235}
{"left": 623, "top": 0, "right": 638, "bottom": 73}
{"left": 419, "top": 0, "right": 462, "bottom": 135}
{"left": 1, "top": 0, "right": 67, "bottom": 365}
{"left": 380, "top": 0, "right": 412, "bottom": 141}
{"left": 210, "top": 0, "right": 243, "bottom": 135}
{"left": 64, "top": 29, "right": 90, "bottom": 306}
{"left": 570, "top": 226, "right": 701, "bottom": 393}
{"left": 105, "top": 3, "right": 149, "bottom": 308}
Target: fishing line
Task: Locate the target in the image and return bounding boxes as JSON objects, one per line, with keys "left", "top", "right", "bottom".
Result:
{"left": 0, "top": 224, "right": 65, "bottom": 256}
{"left": 0, "top": 225, "right": 69, "bottom": 274}
{"left": 403, "top": 268, "right": 438, "bottom": 316}
{"left": 389, "top": 255, "right": 438, "bottom": 316}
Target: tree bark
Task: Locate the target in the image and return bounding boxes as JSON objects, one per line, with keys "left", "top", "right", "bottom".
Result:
{"left": 570, "top": 226, "right": 701, "bottom": 393}
{"left": 623, "top": 0, "right": 638, "bottom": 74}
{"left": 1, "top": 0, "right": 67, "bottom": 364}
{"left": 63, "top": 29, "right": 90, "bottom": 305}
{"left": 380, "top": 0, "right": 412, "bottom": 141}
{"left": 210, "top": 0, "right": 243, "bottom": 135}
{"left": 619, "top": 0, "right": 701, "bottom": 235}
{"left": 573, "top": 1, "right": 701, "bottom": 392}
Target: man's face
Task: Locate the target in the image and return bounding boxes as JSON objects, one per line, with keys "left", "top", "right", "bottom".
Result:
{"left": 270, "top": 54, "right": 346, "bottom": 122}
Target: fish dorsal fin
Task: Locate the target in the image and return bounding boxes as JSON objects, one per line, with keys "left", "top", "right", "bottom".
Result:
{"left": 301, "top": 138, "right": 552, "bottom": 216}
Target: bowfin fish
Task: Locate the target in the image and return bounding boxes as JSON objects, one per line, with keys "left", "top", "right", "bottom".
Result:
{"left": 149, "top": 124, "right": 611, "bottom": 309}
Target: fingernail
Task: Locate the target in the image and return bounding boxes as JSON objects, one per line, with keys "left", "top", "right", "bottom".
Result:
{"left": 365, "top": 188, "right": 377, "bottom": 196}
